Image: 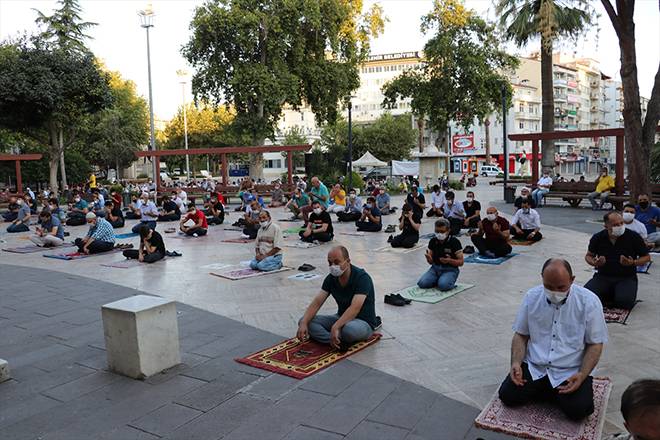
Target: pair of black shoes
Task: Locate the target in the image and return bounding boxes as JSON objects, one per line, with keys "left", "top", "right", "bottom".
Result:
{"left": 384, "top": 294, "right": 411, "bottom": 306}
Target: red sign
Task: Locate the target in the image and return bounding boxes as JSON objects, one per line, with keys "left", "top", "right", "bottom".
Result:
{"left": 452, "top": 134, "right": 475, "bottom": 154}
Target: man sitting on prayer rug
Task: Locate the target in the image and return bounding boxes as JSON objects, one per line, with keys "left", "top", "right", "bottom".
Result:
{"left": 104, "top": 201, "right": 125, "bottom": 228}
{"left": 442, "top": 191, "right": 466, "bottom": 237}
{"left": 242, "top": 199, "right": 262, "bottom": 239}
{"left": 157, "top": 194, "right": 181, "bottom": 222}
{"left": 389, "top": 204, "right": 421, "bottom": 248}
{"left": 584, "top": 211, "right": 650, "bottom": 310}
{"left": 470, "top": 207, "right": 512, "bottom": 257}
{"left": 285, "top": 187, "right": 309, "bottom": 220}
{"left": 336, "top": 189, "right": 363, "bottom": 223}
{"left": 74, "top": 213, "right": 116, "bottom": 254}
{"left": 30, "top": 209, "right": 65, "bottom": 247}
{"left": 510, "top": 199, "right": 543, "bottom": 242}
{"left": 296, "top": 246, "right": 380, "bottom": 351}
{"left": 179, "top": 202, "right": 208, "bottom": 237}
{"left": 131, "top": 193, "right": 159, "bottom": 234}
{"left": 417, "top": 218, "right": 464, "bottom": 291}
{"left": 355, "top": 196, "right": 382, "bottom": 232}
{"left": 498, "top": 258, "right": 608, "bottom": 421}
{"left": 123, "top": 225, "right": 166, "bottom": 264}
{"left": 249, "top": 210, "right": 284, "bottom": 271}
{"left": 300, "top": 201, "right": 334, "bottom": 243}
{"left": 205, "top": 193, "right": 225, "bottom": 225}
{"left": 6, "top": 194, "right": 32, "bottom": 233}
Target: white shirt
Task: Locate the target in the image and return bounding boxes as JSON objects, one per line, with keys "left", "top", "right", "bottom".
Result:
{"left": 139, "top": 201, "right": 159, "bottom": 221}
{"left": 431, "top": 191, "right": 446, "bottom": 208}
{"left": 513, "top": 284, "right": 608, "bottom": 387}
{"left": 177, "top": 190, "right": 188, "bottom": 205}
{"left": 537, "top": 176, "right": 553, "bottom": 188}
{"left": 255, "top": 222, "right": 283, "bottom": 256}
{"left": 512, "top": 208, "right": 541, "bottom": 230}
{"left": 625, "top": 219, "right": 648, "bottom": 239}
{"left": 172, "top": 196, "right": 185, "bottom": 211}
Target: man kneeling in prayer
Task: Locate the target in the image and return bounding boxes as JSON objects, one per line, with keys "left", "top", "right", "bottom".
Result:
{"left": 74, "top": 212, "right": 116, "bottom": 254}
{"left": 498, "top": 258, "right": 608, "bottom": 421}
{"left": 296, "top": 246, "right": 380, "bottom": 351}
{"left": 123, "top": 225, "right": 165, "bottom": 264}
{"left": 249, "top": 210, "right": 284, "bottom": 271}
{"left": 417, "top": 218, "right": 464, "bottom": 291}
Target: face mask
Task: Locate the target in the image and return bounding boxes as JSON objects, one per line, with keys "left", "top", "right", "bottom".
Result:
{"left": 622, "top": 212, "right": 635, "bottom": 223}
{"left": 349, "top": 194, "right": 356, "bottom": 199}
{"left": 50, "top": 205, "right": 56, "bottom": 210}
{"left": 17, "top": 200, "right": 23, "bottom": 205}
{"left": 435, "top": 232, "right": 447, "bottom": 241}
{"left": 523, "top": 208, "right": 530, "bottom": 214}
{"left": 365, "top": 204, "right": 372, "bottom": 209}
{"left": 260, "top": 220, "right": 270, "bottom": 229}
{"left": 611, "top": 225, "right": 625, "bottom": 237}
{"left": 329, "top": 263, "right": 346, "bottom": 278}
{"left": 486, "top": 213, "right": 497, "bottom": 221}
{"left": 74, "top": 198, "right": 81, "bottom": 202}
{"left": 639, "top": 201, "right": 649, "bottom": 209}
{"left": 467, "top": 197, "right": 474, "bottom": 202}
{"left": 447, "top": 201, "right": 453, "bottom": 206}
{"left": 313, "top": 208, "right": 322, "bottom": 215}
{"left": 544, "top": 287, "right": 569, "bottom": 305}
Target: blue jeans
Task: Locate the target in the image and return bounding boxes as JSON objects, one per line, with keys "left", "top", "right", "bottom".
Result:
{"left": 7, "top": 222, "right": 30, "bottom": 233}
{"left": 249, "top": 254, "right": 283, "bottom": 271}
{"left": 304, "top": 314, "right": 373, "bottom": 345}
{"left": 532, "top": 188, "right": 549, "bottom": 206}
{"left": 417, "top": 265, "right": 460, "bottom": 291}
{"left": 132, "top": 221, "right": 156, "bottom": 234}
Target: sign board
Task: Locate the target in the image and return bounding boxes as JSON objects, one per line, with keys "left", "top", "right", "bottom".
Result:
{"left": 452, "top": 134, "right": 476, "bottom": 154}
{"left": 391, "top": 160, "right": 419, "bottom": 176}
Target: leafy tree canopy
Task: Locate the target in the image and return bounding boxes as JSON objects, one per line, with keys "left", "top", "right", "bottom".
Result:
{"left": 163, "top": 103, "right": 235, "bottom": 149}
{"left": 382, "top": 0, "right": 518, "bottom": 136}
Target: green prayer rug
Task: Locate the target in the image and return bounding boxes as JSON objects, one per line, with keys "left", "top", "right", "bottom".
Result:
{"left": 393, "top": 283, "right": 475, "bottom": 304}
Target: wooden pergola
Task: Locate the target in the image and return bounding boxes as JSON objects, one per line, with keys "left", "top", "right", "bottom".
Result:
{"left": 0, "top": 153, "right": 43, "bottom": 194}
{"left": 509, "top": 127, "right": 660, "bottom": 195}
{"left": 135, "top": 144, "right": 311, "bottom": 191}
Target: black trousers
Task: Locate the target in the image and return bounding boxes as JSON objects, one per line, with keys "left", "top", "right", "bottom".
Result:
{"left": 471, "top": 236, "right": 512, "bottom": 257}
{"left": 74, "top": 238, "right": 114, "bottom": 254}
{"left": 498, "top": 363, "right": 594, "bottom": 421}
{"left": 462, "top": 217, "right": 480, "bottom": 229}
{"left": 391, "top": 233, "right": 419, "bottom": 248}
{"left": 66, "top": 215, "right": 86, "bottom": 227}
{"left": 243, "top": 225, "right": 258, "bottom": 239}
{"left": 184, "top": 227, "right": 207, "bottom": 236}
{"left": 299, "top": 231, "right": 333, "bottom": 243}
{"left": 157, "top": 214, "right": 180, "bottom": 222}
{"left": 510, "top": 227, "right": 543, "bottom": 241}
{"left": 448, "top": 217, "right": 463, "bottom": 236}
{"left": 123, "top": 249, "right": 164, "bottom": 263}
{"left": 336, "top": 211, "right": 361, "bottom": 222}
{"left": 426, "top": 208, "right": 442, "bottom": 217}
{"left": 125, "top": 212, "right": 141, "bottom": 220}
{"left": 108, "top": 218, "right": 125, "bottom": 229}
{"left": 355, "top": 221, "right": 382, "bottom": 232}
{"left": 206, "top": 214, "right": 224, "bottom": 225}
{"left": 585, "top": 273, "right": 637, "bottom": 309}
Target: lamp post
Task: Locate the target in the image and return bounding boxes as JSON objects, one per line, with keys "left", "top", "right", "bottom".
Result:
{"left": 176, "top": 69, "right": 190, "bottom": 180}
{"left": 345, "top": 95, "right": 356, "bottom": 190}
{"left": 501, "top": 83, "right": 509, "bottom": 201}
{"left": 138, "top": 4, "right": 157, "bottom": 195}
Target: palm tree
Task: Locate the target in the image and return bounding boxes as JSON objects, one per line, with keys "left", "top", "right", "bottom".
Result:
{"left": 495, "top": 0, "right": 592, "bottom": 172}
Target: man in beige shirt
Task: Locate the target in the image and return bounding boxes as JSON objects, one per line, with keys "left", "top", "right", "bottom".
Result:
{"left": 249, "top": 210, "right": 284, "bottom": 271}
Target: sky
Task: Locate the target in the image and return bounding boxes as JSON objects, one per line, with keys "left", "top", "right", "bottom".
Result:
{"left": 0, "top": 0, "right": 658, "bottom": 122}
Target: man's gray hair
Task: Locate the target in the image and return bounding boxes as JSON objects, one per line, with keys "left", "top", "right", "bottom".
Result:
{"left": 434, "top": 218, "right": 450, "bottom": 229}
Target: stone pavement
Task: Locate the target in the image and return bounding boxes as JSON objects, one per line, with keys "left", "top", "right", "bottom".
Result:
{"left": 0, "top": 264, "right": 512, "bottom": 440}
{"left": 1, "top": 179, "right": 658, "bottom": 435}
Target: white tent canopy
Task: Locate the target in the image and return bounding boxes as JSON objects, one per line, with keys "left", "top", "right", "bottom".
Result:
{"left": 352, "top": 151, "right": 387, "bottom": 168}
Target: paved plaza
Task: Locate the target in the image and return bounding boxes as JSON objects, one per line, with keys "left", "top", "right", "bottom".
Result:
{"left": 1, "top": 180, "right": 658, "bottom": 438}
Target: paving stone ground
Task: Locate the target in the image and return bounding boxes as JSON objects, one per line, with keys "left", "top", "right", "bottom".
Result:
{"left": 0, "top": 264, "right": 514, "bottom": 440}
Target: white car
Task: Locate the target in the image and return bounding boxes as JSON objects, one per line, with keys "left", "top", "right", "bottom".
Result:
{"left": 480, "top": 165, "right": 503, "bottom": 177}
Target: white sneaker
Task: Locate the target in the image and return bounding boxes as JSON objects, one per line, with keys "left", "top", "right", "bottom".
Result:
{"left": 241, "top": 234, "right": 250, "bottom": 239}
{"left": 193, "top": 233, "right": 198, "bottom": 237}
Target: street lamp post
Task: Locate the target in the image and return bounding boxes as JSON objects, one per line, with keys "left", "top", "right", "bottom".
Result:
{"left": 501, "top": 84, "right": 509, "bottom": 201}
{"left": 176, "top": 69, "right": 190, "bottom": 180}
{"left": 138, "top": 5, "right": 157, "bottom": 196}
{"left": 347, "top": 100, "right": 353, "bottom": 190}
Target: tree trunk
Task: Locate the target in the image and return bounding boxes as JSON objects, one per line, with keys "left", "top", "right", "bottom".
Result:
{"left": 484, "top": 119, "right": 491, "bottom": 164}
{"left": 416, "top": 116, "right": 425, "bottom": 152}
{"left": 540, "top": 36, "right": 555, "bottom": 172}
{"left": 48, "top": 122, "right": 60, "bottom": 196}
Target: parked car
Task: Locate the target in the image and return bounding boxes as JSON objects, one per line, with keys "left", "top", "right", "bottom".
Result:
{"left": 480, "top": 165, "right": 503, "bottom": 177}
{"left": 364, "top": 166, "right": 391, "bottom": 180}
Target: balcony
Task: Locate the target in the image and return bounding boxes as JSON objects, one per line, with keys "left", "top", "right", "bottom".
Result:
{"left": 554, "top": 94, "right": 567, "bottom": 102}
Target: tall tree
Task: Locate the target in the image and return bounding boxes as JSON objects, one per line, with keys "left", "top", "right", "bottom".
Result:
{"left": 601, "top": 0, "right": 660, "bottom": 196}
{"left": 79, "top": 71, "right": 149, "bottom": 177}
{"left": 0, "top": 39, "right": 111, "bottom": 195}
{"left": 495, "top": 0, "right": 593, "bottom": 171}
{"left": 183, "top": 0, "right": 384, "bottom": 178}
{"left": 382, "top": 0, "right": 518, "bottom": 154}
{"left": 34, "top": 0, "right": 98, "bottom": 189}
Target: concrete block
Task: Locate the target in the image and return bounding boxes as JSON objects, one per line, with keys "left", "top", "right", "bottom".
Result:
{"left": 102, "top": 295, "right": 181, "bottom": 379}
{"left": 0, "top": 358, "right": 11, "bottom": 382}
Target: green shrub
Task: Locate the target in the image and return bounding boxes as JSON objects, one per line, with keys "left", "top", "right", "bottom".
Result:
{"left": 109, "top": 184, "right": 124, "bottom": 194}
{"left": 137, "top": 173, "right": 149, "bottom": 179}
{"left": 448, "top": 180, "right": 464, "bottom": 190}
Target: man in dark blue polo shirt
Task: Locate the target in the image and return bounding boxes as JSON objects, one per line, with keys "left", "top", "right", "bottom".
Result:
{"left": 584, "top": 211, "right": 650, "bottom": 309}
{"left": 297, "top": 246, "right": 380, "bottom": 351}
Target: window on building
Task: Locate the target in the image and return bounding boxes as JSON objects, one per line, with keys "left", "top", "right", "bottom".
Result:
{"left": 519, "top": 122, "right": 524, "bottom": 129}
{"left": 265, "top": 159, "right": 282, "bottom": 169}
{"left": 518, "top": 103, "right": 524, "bottom": 112}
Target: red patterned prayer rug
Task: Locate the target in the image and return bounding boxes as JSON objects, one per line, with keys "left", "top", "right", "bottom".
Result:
{"left": 235, "top": 334, "right": 381, "bottom": 379}
{"left": 475, "top": 377, "right": 611, "bottom": 440}
{"left": 603, "top": 300, "right": 640, "bottom": 324}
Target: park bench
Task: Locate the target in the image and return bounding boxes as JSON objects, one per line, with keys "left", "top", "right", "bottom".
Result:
{"left": 541, "top": 182, "right": 660, "bottom": 209}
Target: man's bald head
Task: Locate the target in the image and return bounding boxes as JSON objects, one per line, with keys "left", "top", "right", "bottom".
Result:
{"left": 486, "top": 206, "right": 498, "bottom": 215}
{"left": 541, "top": 258, "right": 575, "bottom": 292}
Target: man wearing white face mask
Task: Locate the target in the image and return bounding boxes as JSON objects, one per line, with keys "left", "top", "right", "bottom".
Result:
{"left": 585, "top": 212, "right": 650, "bottom": 310}
{"left": 510, "top": 199, "right": 543, "bottom": 242}
{"left": 498, "top": 259, "right": 608, "bottom": 421}
{"left": 621, "top": 204, "right": 647, "bottom": 240}
{"left": 296, "top": 246, "right": 380, "bottom": 351}
{"left": 417, "top": 218, "right": 464, "bottom": 291}
{"left": 299, "top": 200, "right": 334, "bottom": 243}
{"left": 470, "top": 207, "right": 512, "bottom": 257}
{"left": 249, "top": 210, "right": 284, "bottom": 271}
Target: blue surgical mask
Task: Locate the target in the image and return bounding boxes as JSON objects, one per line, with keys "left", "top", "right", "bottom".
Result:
{"left": 365, "top": 204, "right": 372, "bottom": 209}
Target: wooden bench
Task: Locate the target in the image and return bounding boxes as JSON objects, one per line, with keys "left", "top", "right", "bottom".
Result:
{"left": 159, "top": 184, "right": 295, "bottom": 205}
{"left": 542, "top": 182, "right": 660, "bottom": 209}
